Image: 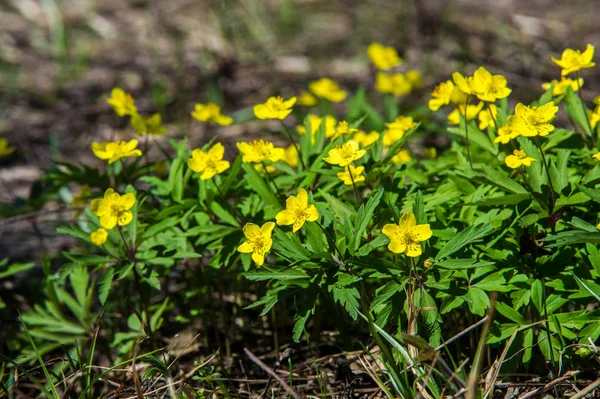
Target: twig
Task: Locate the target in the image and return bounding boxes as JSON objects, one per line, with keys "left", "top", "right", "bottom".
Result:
{"left": 244, "top": 348, "right": 302, "bottom": 399}
{"left": 436, "top": 316, "right": 489, "bottom": 351}
{"left": 516, "top": 370, "right": 579, "bottom": 399}
{"left": 568, "top": 377, "right": 600, "bottom": 399}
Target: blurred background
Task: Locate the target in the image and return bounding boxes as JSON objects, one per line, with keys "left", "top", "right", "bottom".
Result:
{"left": 0, "top": 0, "right": 598, "bottom": 257}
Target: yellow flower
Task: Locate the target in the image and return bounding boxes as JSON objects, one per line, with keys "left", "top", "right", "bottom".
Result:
{"left": 428, "top": 80, "right": 455, "bottom": 111}
{"left": 494, "top": 115, "right": 521, "bottom": 144}
{"left": 382, "top": 116, "right": 417, "bottom": 146}
{"left": 90, "top": 228, "right": 108, "bottom": 246}
{"left": 0, "top": 138, "right": 16, "bottom": 157}
{"left": 391, "top": 149, "right": 412, "bottom": 165}
{"left": 382, "top": 212, "right": 432, "bottom": 257}
{"left": 283, "top": 145, "right": 298, "bottom": 168}
{"left": 331, "top": 121, "right": 358, "bottom": 140}
{"left": 131, "top": 113, "right": 167, "bottom": 136}
{"left": 424, "top": 147, "right": 437, "bottom": 160}
{"left": 90, "top": 189, "right": 136, "bottom": 229}
{"left": 512, "top": 102, "right": 558, "bottom": 137}
{"left": 254, "top": 163, "right": 277, "bottom": 173}
{"left": 275, "top": 189, "right": 319, "bottom": 232}
{"left": 594, "top": 95, "right": 600, "bottom": 106}
{"left": 309, "top": 78, "right": 347, "bottom": 102}
{"left": 191, "top": 103, "right": 233, "bottom": 126}
{"left": 107, "top": 88, "right": 137, "bottom": 117}
{"left": 92, "top": 139, "right": 142, "bottom": 164}
{"left": 450, "top": 85, "right": 468, "bottom": 105}
{"left": 237, "top": 222, "right": 275, "bottom": 265}
{"left": 188, "top": 142, "right": 231, "bottom": 180}
{"left": 469, "top": 66, "right": 512, "bottom": 102}
{"left": 504, "top": 149, "right": 536, "bottom": 169}
{"left": 542, "top": 77, "right": 584, "bottom": 96}
{"left": 452, "top": 72, "right": 474, "bottom": 95}
{"left": 367, "top": 42, "right": 403, "bottom": 70}
{"left": 375, "top": 73, "right": 412, "bottom": 96}
{"left": 337, "top": 165, "right": 366, "bottom": 185}
{"left": 236, "top": 140, "right": 285, "bottom": 164}
{"left": 424, "top": 259, "right": 434, "bottom": 268}
{"left": 587, "top": 109, "right": 600, "bottom": 130}
{"left": 478, "top": 104, "right": 497, "bottom": 130}
{"left": 324, "top": 140, "right": 366, "bottom": 167}
{"left": 70, "top": 185, "right": 90, "bottom": 207}
{"left": 297, "top": 91, "right": 318, "bottom": 106}
{"left": 406, "top": 70, "right": 423, "bottom": 89}
{"left": 254, "top": 96, "right": 297, "bottom": 120}
{"left": 353, "top": 130, "right": 380, "bottom": 147}
{"left": 297, "top": 114, "right": 336, "bottom": 143}
{"left": 552, "top": 44, "right": 595, "bottom": 76}
{"left": 447, "top": 103, "right": 483, "bottom": 125}
{"left": 593, "top": 152, "right": 600, "bottom": 161}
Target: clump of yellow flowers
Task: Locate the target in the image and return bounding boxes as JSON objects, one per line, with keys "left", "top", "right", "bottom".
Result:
{"left": 191, "top": 103, "right": 234, "bottom": 126}
{"left": 254, "top": 96, "right": 296, "bottom": 120}
{"left": 188, "top": 143, "right": 231, "bottom": 180}
{"left": 90, "top": 188, "right": 136, "bottom": 237}
{"left": 382, "top": 212, "right": 432, "bottom": 257}
{"left": 504, "top": 149, "right": 536, "bottom": 169}
{"left": 92, "top": 139, "right": 142, "bottom": 164}
{"left": 237, "top": 222, "right": 275, "bottom": 266}
{"left": 276, "top": 189, "right": 319, "bottom": 232}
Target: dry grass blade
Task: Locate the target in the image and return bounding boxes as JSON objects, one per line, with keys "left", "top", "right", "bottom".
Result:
{"left": 244, "top": 348, "right": 303, "bottom": 399}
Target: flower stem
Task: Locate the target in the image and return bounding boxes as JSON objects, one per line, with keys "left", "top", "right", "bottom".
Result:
{"left": 261, "top": 161, "right": 283, "bottom": 202}
{"left": 463, "top": 95, "right": 473, "bottom": 169}
{"left": 534, "top": 137, "right": 556, "bottom": 214}
{"left": 212, "top": 177, "right": 245, "bottom": 224}
{"left": 575, "top": 71, "right": 595, "bottom": 147}
{"left": 316, "top": 221, "right": 344, "bottom": 263}
{"left": 347, "top": 165, "right": 362, "bottom": 207}
{"left": 486, "top": 102, "right": 499, "bottom": 137}
{"left": 117, "top": 225, "right": 134, "bottom": 260}
{"left": 279, "top": 120, "right": 307, "bottom": 170}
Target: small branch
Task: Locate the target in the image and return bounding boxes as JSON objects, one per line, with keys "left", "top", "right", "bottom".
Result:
{"left": 244, "top": 348, "right": 302, "bottom": 399}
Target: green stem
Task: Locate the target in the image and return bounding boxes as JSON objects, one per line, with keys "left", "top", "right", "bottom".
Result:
{"left": 347, "top": 165, "right": 362, "bottom": 207}
{"left": 541, "top": 278, "right": 557, "bottom": 374}
{"left": 464, "top": 95, "right": 473, "bottom": 169}
{"left": 261, "top": 161, "right": 283, "bottom": 203}
{"left": 486, "top": 101, "right": 499, "bottom": 137}
{"left": 117, "top": 225, "right": 134, "bottom": 260}
{"left": 575, "top": 71, "right": 595, "bottom": 146}
{"left": 279, "top": 120, "right": 307, "bottom": 170}
{"left": 316, "top": 221, "right": 344, "bottom": 262}
{"left": 534, "top": 137, "right": 556, "bottom": 214}
{"left": 212, "top": 177, "right": 245, "bottom": 224}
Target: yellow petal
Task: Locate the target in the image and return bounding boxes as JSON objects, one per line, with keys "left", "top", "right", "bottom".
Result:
{"left": 261, "top": 221, "right": 276, "bottom": 237}
{"left": 412, "top": 224, "right": 432, "bottom": 241}
{"left": 251, "top": 252, "right": 265, "bottom": 265}
{"left": 243, "top": 223, "right": 260, "bottom": 239}
{"left": 398, "top": 212, "right": 416, "bottom": 230}
{"left": 405, "top": 242, "right": 423, "bottom": 257}
{"left": 388, "top": 239, "right": 406, "bottom": 254}
{"left": 237, "top": 241, "right": 254, "bottom": 253}
{"left": 276, "top": 210, "right": 294, "bottom": 226}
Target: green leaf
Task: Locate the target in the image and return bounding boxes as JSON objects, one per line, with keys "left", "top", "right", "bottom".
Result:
{"left": 564, "top": 87, "right": 591, "bottom": 135}
{"left": 447, "top": 125, "right": 497, "bottom": 155}
{"left": 481, "top": 166, "right": 527, "bottom": 194}
{"left": 0, "top": 260, "right": 35, "bottom": 279}
{"left": 354, "top": 190, "right": 384, "bottom": 251}
{"left": 531, "top": 279, "right": 544, "bottom": 315}
{"left": 495, "top": 302, "right": 527, "bottom": 324}
{"left": 436, "top": 223, "right": 494, "bottom": 260}
{"left": 241, "top": 163, "right": 281, "bottom": 219}
{"left": 357, "top": 235, "right": 389, "bottom": 257}
{"left": 464, "top": 287, "right": 490, "bottom": 316}
{"left": 97, "top": 268, "right": 114, "bottom": 305}
{"left": 435, "top": 258, "right": 495, "bottom": 270}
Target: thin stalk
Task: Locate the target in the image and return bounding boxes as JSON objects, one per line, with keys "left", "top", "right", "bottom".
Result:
{"left": 541, "top": 278, "right": 557, "bottom": 374}
{"left": 575, "top": 71, "right": 595, "bottom": 146}
{"left": 117, "top": 226, "right": 133, "bottom": 260}
{"left": 534, "top": 137, "right": 556, "bottom": 214}
{"left": 347, "top": 165, "right": 362, "bottom": 207}
{"left": 486, "top": 102, "right": 499, "bottom": 137}
{"left": 212, "top": 177, "right": 245, "bottom": 224}
{"left": 316, "top": 221, "right": 344, "bottom": 262}
{"left": 279, "top": 120, "right": 307, "bottom": 170}
{"left": 261, "top": 161, "right": 283, "bottom": 201}
{"left": 463, "top": 95, "right": 473, "bottom": 169}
